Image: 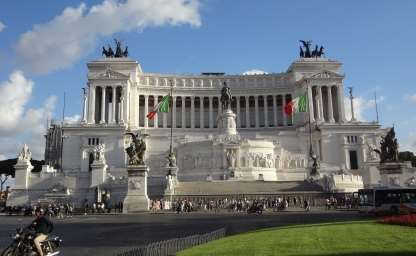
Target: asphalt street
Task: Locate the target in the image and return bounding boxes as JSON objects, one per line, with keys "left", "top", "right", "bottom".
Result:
{"left": 0, "top": 210, "right": 367, "bottom": 256}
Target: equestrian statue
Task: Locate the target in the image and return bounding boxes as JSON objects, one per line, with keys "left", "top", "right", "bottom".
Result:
{"left": 220, "top": 81, "right": 232, "bottom": 110}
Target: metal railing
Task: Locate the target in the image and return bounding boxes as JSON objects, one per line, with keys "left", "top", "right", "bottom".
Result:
{"left": 115, "top": 227, "right": 226, "bottom": 256}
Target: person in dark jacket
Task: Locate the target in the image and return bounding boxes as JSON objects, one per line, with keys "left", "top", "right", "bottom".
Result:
{"left": 30, "top": 208, "right": 54, "bottom": 256}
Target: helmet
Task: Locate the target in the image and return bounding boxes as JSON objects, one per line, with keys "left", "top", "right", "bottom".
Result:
{"left": 35, "top": 208, "right": 44, "bottom": 215}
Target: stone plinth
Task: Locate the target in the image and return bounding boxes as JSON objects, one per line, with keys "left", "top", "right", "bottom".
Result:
{"left": 379, "top": 162, "right": 408, "bottom": 187}
{"left": 123, "top": 165, "right": 150, "bottom": 213}
{"left": 218, "top": 108, "right": 237, "bottom": 135}
{"left": 362, "top": 160, "right": 381, "bottom": 188}
{"left": 164, "top": 166, "right": 178, "bottom": 196}
{"left": 14, "top": 160, "right": 33, "bottom": 190}
{"left": 90, "top": 160, "right": 107, "bottom": 187}
{"left": 379, "top": 162, "right": 405, "bottom": 175}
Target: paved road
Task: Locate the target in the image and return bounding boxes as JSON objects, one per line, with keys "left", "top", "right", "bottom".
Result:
{"left": 0, "top": 210, "right": 368, "bottom": 256}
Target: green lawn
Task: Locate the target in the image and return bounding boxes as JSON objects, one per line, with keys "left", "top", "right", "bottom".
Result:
{"left": 178, "top": 221, "right": 416, "bottom": 256}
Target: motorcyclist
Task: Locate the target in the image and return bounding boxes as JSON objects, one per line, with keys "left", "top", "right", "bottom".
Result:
{"left": 30, "top": 208, "right": 54, "bottom": 256}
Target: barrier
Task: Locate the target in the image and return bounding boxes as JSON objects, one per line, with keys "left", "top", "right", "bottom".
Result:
{"left": 115, "top": 227, "right": 226, "bottom": 256}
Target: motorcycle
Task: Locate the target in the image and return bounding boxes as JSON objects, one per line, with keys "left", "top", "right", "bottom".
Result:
{"left": 1, "top": 227, "right": 62, "bottom": 256}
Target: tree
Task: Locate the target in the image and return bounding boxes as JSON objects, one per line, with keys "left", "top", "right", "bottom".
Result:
{"left": 0, "top": 174, "right": 10, "bottom": 192}
{"left": 398, "top": 151, "right": 416, "bottom": 167}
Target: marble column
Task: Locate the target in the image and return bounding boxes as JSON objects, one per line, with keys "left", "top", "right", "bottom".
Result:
{"left": 181, "top": 96, "right": 186, "bottom": 128}
{"left": 144, "top": 95, "right": 149, "bottom": 128}
{"left": 200, "top": 97, "right": 204, "bottom": 128}
{"left": 190, "top": 96, "right": 195, "bottom": 128}
{"left": 272, "top": 95, "right": 277, "bottom": 127}
{"left": 100, "top": 86, "right": 106, "bottom": 124}
{"left": 120, "top": 96, "right": 124, "bottom": 124}
{"left": 245, "top": 96, "right": 250, "bottom": 128}
{"left": 236, "top": 96, "right": 241, "bottom": 128}
{"left": 254, "top": 96, "right": 259, "bottom": 128}
{"left": 172, "top": 97, "right": 177, "bottom": 128}
{"left": 218, "top": 97, "right": 222, "bottom": 115}
{"left": 318, "top": 86, "right": 324, "bottom": 122}
{"left": 337, "top": 85, "right": 346, "bottom": 122}
{"left": 308, "top": 85, "right": 315, "bottom": 123}
{"left": 154, "top": 96, "right": 159, "bottom": 128}
{"left": 263, "top": 95, "right": 268, "bottom": 127}
{"left": 112, "top": 87, "right": 116, "bottom": 124}
{"left": 82, "top": 89, "right": 87, "bottom": 123}
{"left": 327, "top": 86, "right": 335, "bottom": 123}
{"left": 209, "top": 96, "right": 213, "bottom": 128}
{"left": 282, "top": 95, "right": 287, "bottom": 126}
{"left": 87, "top": 85, "right": 95, "bottom": 124}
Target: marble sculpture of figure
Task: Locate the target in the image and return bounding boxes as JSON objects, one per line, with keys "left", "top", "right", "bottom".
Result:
{"left": 125, "top": 132, "right": 147, "bottom": 165}
{"left": 18, "top": 144, "right": 31, "bottom": 161}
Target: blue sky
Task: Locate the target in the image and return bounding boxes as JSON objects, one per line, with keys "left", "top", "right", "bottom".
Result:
{"left": 1, "top": 0, "right": 416, "bottom": 159}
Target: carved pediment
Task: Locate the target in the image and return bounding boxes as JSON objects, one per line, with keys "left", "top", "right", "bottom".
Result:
{"left": 308, "top": 70, "right": 344, "bottom": 79}
{"left": 89, "top": 68, "right": 130, "bottom": 80}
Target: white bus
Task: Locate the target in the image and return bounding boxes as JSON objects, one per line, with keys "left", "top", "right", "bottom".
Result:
{"left": 357, "top": 188, "right": 416, "bottom": 215}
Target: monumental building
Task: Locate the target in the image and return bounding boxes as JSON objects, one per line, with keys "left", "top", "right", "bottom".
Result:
{"left": 10, "top": 43, "right": 412, "bottom": 208}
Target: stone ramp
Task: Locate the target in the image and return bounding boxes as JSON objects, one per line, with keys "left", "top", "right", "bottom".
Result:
{"left": 173, "top": 180, "right": 323, "bottom": 196}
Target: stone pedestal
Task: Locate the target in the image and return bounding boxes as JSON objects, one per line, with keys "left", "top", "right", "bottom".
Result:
{"left": 379, "top": 162, "right": 408, "bottom": 187}
{"left": 362, "top": 160, "right": 381, "bottom": 187}
{"left": 90, "top": 160, "right": 107, "bottom": 187}
{"left": 7, "top": 160, "right": 33, "bottom": 206}
{"left": 14, "top": 160, "right": 33, "bottom": 190}
{"left": 164, "top": 166, "right": 178, "bottom": 196}
{"left": 218, "top": 108, "right": 237, "bottom": 135}
{"left": 123, "top": 165, "right": 150, "bottom": 213}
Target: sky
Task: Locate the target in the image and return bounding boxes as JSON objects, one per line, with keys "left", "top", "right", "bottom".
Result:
{"left": 1, "top": 0, "right": 416, "bottom": 161}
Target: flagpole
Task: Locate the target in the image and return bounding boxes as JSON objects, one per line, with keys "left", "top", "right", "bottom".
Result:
{"left": 169, "top": 80, "right": 174, "bottom": 154}
{"left": 307, "top": 82, "right": 313, "bottom": 158}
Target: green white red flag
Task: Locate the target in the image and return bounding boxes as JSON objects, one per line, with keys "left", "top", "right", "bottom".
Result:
{"left": 146, "top": 95, "right": 170, "bottom": 120}
{"left": 284, "top": 93, "right": 308, "bottom": 116}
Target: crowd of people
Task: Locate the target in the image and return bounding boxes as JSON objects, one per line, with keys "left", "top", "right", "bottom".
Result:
{"left": 81, "top": 201, "right": 124, "bottom": 214}
{"left": 3, "top": 203, "right": 74, "bottom": 218}
{"left": 1, "top": 194, "right": 357, "bottom": 216}
{"left": 148, "top": 194, "right": 357, "bottom": 214}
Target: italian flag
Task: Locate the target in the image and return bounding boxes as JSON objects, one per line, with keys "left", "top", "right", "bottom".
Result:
{"left": 284, "top": 93, "right": 308, "bottom": 116}
{"left": 146, "top": 95, "right": 170, "bottom": 120}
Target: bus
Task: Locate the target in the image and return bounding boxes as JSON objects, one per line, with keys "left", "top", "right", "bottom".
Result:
{"left": 357, "top": 188, "right": 416, "bottom": 215}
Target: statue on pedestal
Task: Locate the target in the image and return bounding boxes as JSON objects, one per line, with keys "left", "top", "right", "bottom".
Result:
{"left": 220, "top": 81, "right": 232, "bottom": 110}
{"left": 167, "top": 152, "right": 177, "bottom": 167}
{"left": 94, "top": 143, "right": 106, "bottom": 162}
{"left": 372, "top": 127, "right": 399, "bottom": 163}
{"left": 125, "top": 132, "right": 147, "bottom": 165}
{"left": 226, "top": 149, "right": 236, "bottom": 168}
{"left": 310, "top": 153, "right": 320, "bottom": 176}
{"left": 17, "top": 144, "right": 31, "bottom": 162}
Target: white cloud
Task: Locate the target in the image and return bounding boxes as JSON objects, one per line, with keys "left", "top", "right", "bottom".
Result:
{"left": 404, "top": 94, "right": 416, "bottom": 104}
{"left": 344, "top": 95, "right": 384, "bottom": 122}
{"left": 0, "top": 21, "right": 5, "bottom": 32}
{"left": 242, "top": 69, "right": 268, "bottom": 75}
{"left": 64, "top": 114, "right": 81, "bottom": 123}
{"left": 16, "top": 0, "right": 201, "bottom": 74}
{"left": 401, "top": 132, "right": 416, "bottom": 153}
{"left": 0, "top": 154, "right": 6, "bottom": 161}
{"left": 0, "top": 71, "right": 57, "bottom": 159}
